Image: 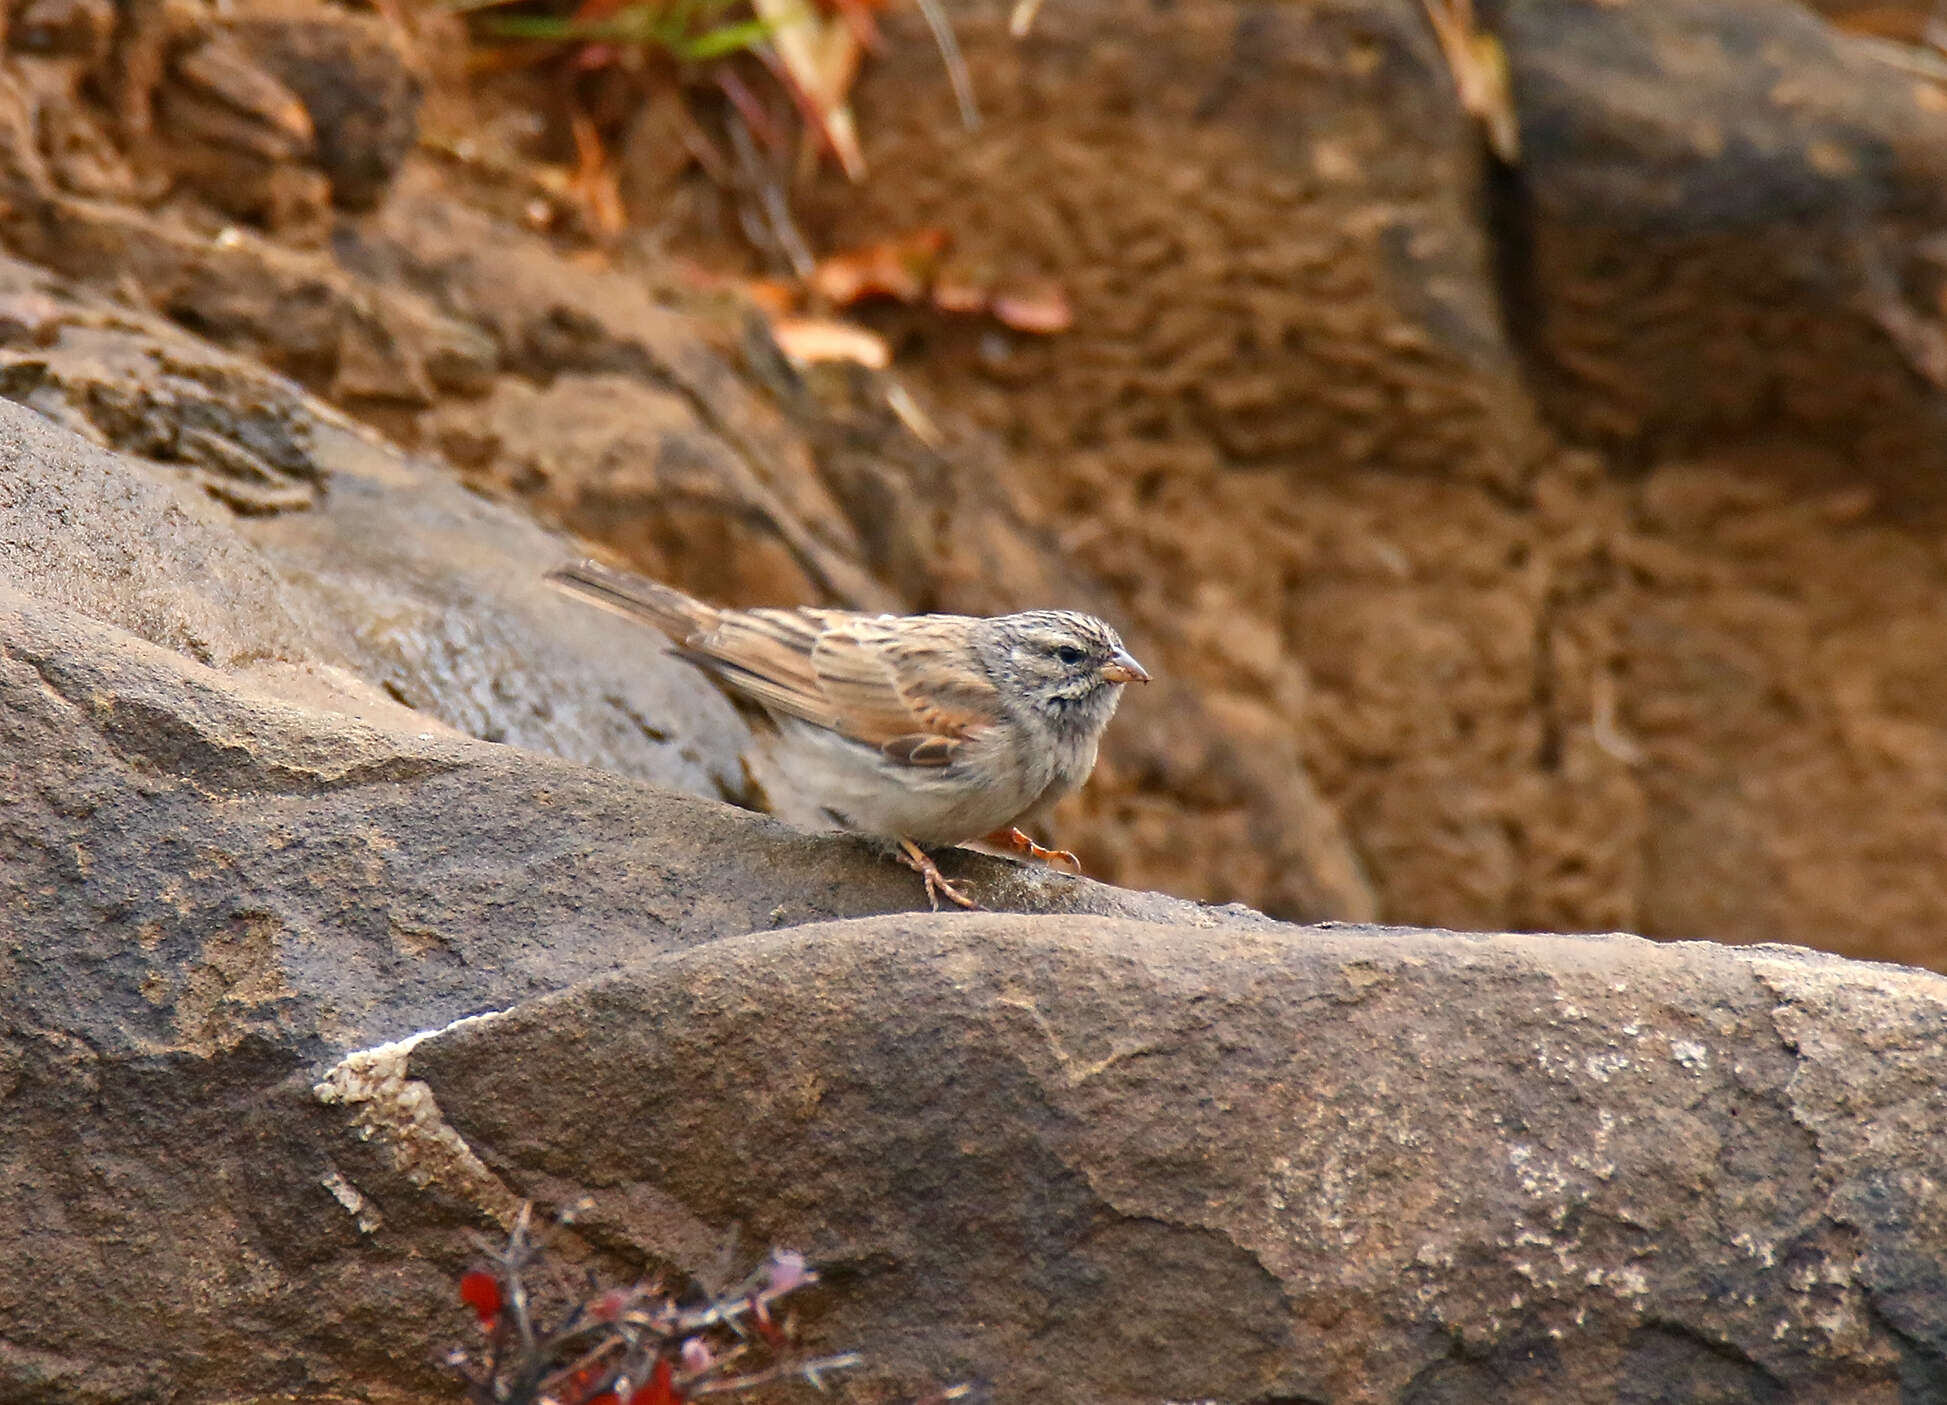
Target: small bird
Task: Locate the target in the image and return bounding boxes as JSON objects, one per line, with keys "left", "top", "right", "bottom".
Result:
{"left": 548, "top": 560, "right": 1150, "bottom": 909}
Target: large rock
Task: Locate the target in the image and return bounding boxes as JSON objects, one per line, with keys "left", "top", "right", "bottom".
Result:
{"left": 1500, "top": 0, "right": 1947, "bottom": 468}
{"left": 0, "top": 253, "right": 750, "bottom": 794}
{"left": 356, "top": 919, "right": 1947, "bottom": 1403}
{"left": 1, "top": 233, "right": 1944, "bottom": 1405}
{"left": 15, "top": 863, "right": 1947, "bottom": 1401}
{"left": 0, "top": 487, "right": 1258, "bottom": 1402}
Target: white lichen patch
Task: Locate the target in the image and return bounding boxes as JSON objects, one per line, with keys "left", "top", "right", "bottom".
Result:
{"left": 1583, "top": 1051, "right": 1632, "bottom": 1082}
{"left": 320, "top": 1165, "right": 383, "bottom": 1233}
{"left": 1670, "top": 1039, "right": 1710, "bottom": 1072}
{"left": 314, "top": 1011, "right": 522, "bottom": 1227}
{"left": 1731, "top": 1230, "right": 1778, "bottom": 1268}
{"left": 1507, "top": 1143, "right": 1571, "bottom": 1204}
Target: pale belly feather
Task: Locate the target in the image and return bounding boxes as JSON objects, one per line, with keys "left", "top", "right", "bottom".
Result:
{"left": 769, "top": 717, "right": 1068, "bottom": 847}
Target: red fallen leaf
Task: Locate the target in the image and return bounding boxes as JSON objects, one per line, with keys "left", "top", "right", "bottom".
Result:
{"left": 990, "top": 280, "right": 1073, "bottom": 334}
{"left": 458, "top": 1270, "right": 502, "bottom": 1331}
{"left": 809, "top": 228, "right": 949, "bottom": 307}
{"left": 584, "top": 1393, "right": 622, "bottom": 1405}
{"left": 627, "top": 1357, "right": 683, "bottom": 1405}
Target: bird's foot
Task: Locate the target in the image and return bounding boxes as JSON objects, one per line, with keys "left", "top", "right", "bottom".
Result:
{"left": 983, "top": 827, "right": 1083, "bottom": 875}
{"left": 897, "top": 838, "right": 980, "bottom": 910}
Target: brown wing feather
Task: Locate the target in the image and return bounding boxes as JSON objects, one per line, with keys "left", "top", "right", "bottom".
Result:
{"left": 692, "top": 612, "right": 1004, "bottom": 763}
{"left": 811, "top": 617, "right": 1002, "bottom": 762}
{"left": 552, "top": 558, "right": 1003, "bottom": 766}
{"left": 675, "top": 608, "right": 849, "bottom": 730}
{"left": 548, "top": 560, "right": 719, "bottom": 638}
{"left": 880, "top": 734, "right": 960, "bottom": 765}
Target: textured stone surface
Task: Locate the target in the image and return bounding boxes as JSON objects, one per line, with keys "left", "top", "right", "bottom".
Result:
{"left": 5, "top": 4, "right": 1947, "bottom": 1399}
{"left": 9, "top": 909, "right": 1928, "bottom": 1404}
{"left": 11, "top": 618, "right": 1947, "bottom": 1405}
{"left": 0, "top": 570, "right": 1227, "bottom": 1054}
{"left": 387, "top": 919, "right": 1947, "bottom": 1404}
{"left": 0, "top": 305, "right": 1943, "bottom": 1405}
{"left": 0, "top": 261, "right": 745, "bottom": 796}
{"left": 0, "top": 561, "right": 1258, "bottom": 1403}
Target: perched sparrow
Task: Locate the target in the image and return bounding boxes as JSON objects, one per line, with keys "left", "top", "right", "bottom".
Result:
{"left": 548, "top": 560, "right": 1150, "bottom": 909}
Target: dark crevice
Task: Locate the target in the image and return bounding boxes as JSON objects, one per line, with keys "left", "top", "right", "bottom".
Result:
{"left": 1482, "top": 147, "right": 1542, "bottom": 370}
{"left": 1866, "top": 1296, "right": 1947, "bottom": 1405}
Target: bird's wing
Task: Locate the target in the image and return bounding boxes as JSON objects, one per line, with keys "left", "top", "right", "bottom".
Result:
{"left": 548, "top": 560, "right": 719, "bottom": 639}
{"left": 673, "top": 607, "right": 852, "bottom": 730}
{"left": 575, "top": 580, "right": 1002, "bottom": 767}
{"left": 808, "top": 615, "right": 1003, "bottom": 765}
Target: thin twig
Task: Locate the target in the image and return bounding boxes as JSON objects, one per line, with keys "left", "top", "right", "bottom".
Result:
{"left": 912, "top": 0, "right": 980, "bottom": 130}
{"left": 508, "top": 1203, "right": 540, "bottom": 1361}
{"left": 726, "top": 109, "right": 817, "bottom": 276}
{"left": 533, "top": 1335, "right": 627, "bottom": 1399}
{"left": 686, "top": 1351, "right": 866, "bottom": 1395}
{"left": 886, "top": 380, "right": 945, "bottom": 450}
{"left": 716, "top": 67, "right": 786, "bottom": 154}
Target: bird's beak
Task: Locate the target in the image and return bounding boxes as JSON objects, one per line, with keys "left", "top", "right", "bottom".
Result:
{"left": 1100, "top": 649, "right": 1151, "bottom": 685}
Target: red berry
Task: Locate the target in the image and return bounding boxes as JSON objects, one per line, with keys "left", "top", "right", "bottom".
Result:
{"left": 458, "top": 1270, "right": 503, "bottom": 1330}
{"left": 561, "top": 1362, "right": 607, "bottom": 1395}
{"left": 627, "top": 1356, "right": 682, "bottom": 1405}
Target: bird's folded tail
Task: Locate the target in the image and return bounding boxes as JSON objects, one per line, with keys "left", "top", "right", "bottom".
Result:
{"left": 546, "top": 559, "right": 718, "bottom": 642}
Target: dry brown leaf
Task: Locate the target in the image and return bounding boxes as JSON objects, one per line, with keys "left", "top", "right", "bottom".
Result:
{"left": 173, "top": 37, "right": 315, "bottom": 150}
{"left": 816, "top": 0, "right": 888, "bottom": 50}
{"left": 752, "top": 0, "right": 866, "bottom": 178}
{"left": 568, "top": 107, "right": 626, "bottom": 239}
{"left": 742, "top": 277, "right": 801, "bottom": 318}
{"left": 1422, "top": 0, "right": 1520, "bottom": 162}
{"left": 771, "top": 316, "right": 890, "bottom": 367}
{"left": 809, "top": 228, "right": 949, "bottom": 305}
{"left": 990, "top": 280, "right": 1072, "bottom": 333}
{"left": 930, "top": 265, "right": 988, "bottom": 315}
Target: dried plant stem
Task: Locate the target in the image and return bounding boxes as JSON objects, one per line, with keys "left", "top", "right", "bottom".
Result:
{"left": 912, "top": 0, "right": 980, "bottom": 130}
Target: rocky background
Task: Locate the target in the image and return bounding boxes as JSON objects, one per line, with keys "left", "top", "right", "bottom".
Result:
{"left": 5, "top": 0, "right": 1947, "bottom": 1399}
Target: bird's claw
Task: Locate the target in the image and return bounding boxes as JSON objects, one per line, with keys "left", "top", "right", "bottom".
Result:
{"left": 985, "top": 826, "right": 1084, "bottom": 875}
{"left": 898, "top": 838, "right": 980, "bottom": 910}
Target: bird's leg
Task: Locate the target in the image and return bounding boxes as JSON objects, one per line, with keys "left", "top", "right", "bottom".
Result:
{"left": 982, "top": 827, "right": 1083, "bottom": 875}
{"left": 897, "top": 837, "right": 979, "bottom": 910}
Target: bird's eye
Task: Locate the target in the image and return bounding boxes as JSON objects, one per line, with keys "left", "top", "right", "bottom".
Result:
{"left": 1055, "top": 644, "right": 1086, "bottom": 666}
